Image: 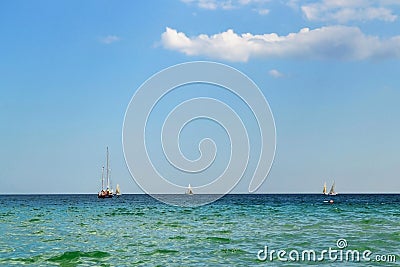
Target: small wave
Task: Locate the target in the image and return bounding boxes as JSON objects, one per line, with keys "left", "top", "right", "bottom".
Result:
{"left": 219, "top": 248, "right": 248, "bottom": 254}
{"left": 47, "top": 250, "right": 110, "bottom": 264}
{"left": 360, "top": 218, "right": 384, "bottom": 225}
{"left": 215, "top": 229, "right": 232, "bottom": 234}
{"left": 115, "top": 207, "right": 129, "bottom": 212}
{"left": 206, "top": 236, "right": 231, "bottom": 243}
{"left": 164, "top": 223, "right": 180, "bottom": 228}
{"left": 103, "top": 211, "right": 144, "bottom": 216}
{"left": 169, "top": 235, "right": 186, "bottom": 240}
{"left": 28, "top": 218, "right": 41, "bottom": 222}
{"left": 42, "top": 238, "right": 63, "bottom": 242}
{"left": 182, "top": 209, "right": 193, "bottom": 214}
{"left": 151, "top": 249, "right": 179, "bottom": 255}
{"left": 32, "top": 230, "right": 45, "bottom": 235}
{"left": 0, "top": 212, "right": 14, "bottom": 217}
{"left": 1, "top": 255, "right": 42, "bottom": 265}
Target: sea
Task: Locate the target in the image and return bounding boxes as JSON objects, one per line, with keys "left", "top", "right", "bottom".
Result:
{"left": 0, "top": 194, "right": 399, "bottom": 266}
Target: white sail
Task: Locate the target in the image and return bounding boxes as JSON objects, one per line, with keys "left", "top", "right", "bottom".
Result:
{"left": 186, "top": 184, "right": 193, "bottom": 195}
{"left": 328, "top": 181, "right": 337, "bottom": 195}
{"left": 116, "top": 184, "right": 121, "bottom": 195}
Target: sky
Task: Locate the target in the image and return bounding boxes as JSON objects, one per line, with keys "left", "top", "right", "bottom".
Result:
{"left": 1, "top": 0, "right": 400, "bottom": 194}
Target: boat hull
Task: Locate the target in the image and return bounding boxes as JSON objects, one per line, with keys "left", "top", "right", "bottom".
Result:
{"left": 98, "top": 192, "right": 113, "bottom": 198}
{"left": 98, "top": 195, "right": 113, "bottom": 199}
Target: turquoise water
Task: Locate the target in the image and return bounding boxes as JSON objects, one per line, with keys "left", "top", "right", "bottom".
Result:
{"left": 0, "top": 194, "right": 399, "bottom": 266}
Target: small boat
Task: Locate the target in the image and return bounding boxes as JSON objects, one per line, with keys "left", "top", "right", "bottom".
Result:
{"left": 185, "top": 184, "right": 193, "bottom": 195}
{"left": 115, "top": 184, "right": 121, "bottom": 197}
{"left": 98, "top": 147, "right": 114, "bottom": 199}
{"left": 323, "top": 181, "right": 337, "bottom": 196}
{"left": 328, "top": 181, "right": 338, "bottom": 196}
{"left": 323, "top": 182, "right": 328, "bottom": 195}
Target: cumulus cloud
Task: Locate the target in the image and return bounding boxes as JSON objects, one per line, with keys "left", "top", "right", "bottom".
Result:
{"left": 161, "top": 26, "right": 400, "bottom": 62}
{"left": 268, "top": 69, "right": 284, "bottom": 78}
{"left": 100, "top": 35, "right": 121, "bottom": 44}
{"left": 301, "top": 0, "right": 398, "bottom": 23}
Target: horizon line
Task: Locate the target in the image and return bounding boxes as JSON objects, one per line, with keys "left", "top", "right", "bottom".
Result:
{"left": 1, "top": 192, "right": 399, "bottom": 195}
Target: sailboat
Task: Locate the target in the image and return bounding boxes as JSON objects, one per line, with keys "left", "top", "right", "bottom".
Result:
{"left": 98, "top": 147, "right": 114, "bottom": 198}
{"left": 115, "top": 184, "right": 121, "bottom": 197}
{"left": 185, "top": 184, "right": 193, "bottom": 195}
{"left": 328, "top": 181, "right": 338, "bottom": 196}
{"left": 323, "top": 181, "right": 337, "bottom": 196}
{"left": 323, "top": 182, "right": 328, "bottom": 195}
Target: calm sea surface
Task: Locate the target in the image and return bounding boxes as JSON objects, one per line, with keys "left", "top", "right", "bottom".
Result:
{"left": 0, "top": 194, "right": 399, "bottom": 266}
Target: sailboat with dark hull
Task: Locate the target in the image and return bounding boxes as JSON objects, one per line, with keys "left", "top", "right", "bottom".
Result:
{"left": 98, "top": 147, "right": 114, "bottom": 198}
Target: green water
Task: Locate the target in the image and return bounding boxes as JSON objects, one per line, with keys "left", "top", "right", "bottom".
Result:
{"left": 0, "top": 194, "right": 399, "bottom": 266}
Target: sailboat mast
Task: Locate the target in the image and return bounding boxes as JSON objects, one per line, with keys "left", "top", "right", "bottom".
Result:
{"left": 106, "top": 147, "right": 109, "bottom": 189}
{"left": 101, "top": 166, "right": 104, "bottom": 190}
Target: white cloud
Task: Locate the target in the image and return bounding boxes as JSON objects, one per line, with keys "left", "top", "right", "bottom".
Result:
{"left": 286, "top": 0, "right": 300, "bottom": 10}
{"left": 181, "top": 0, "right": 226, "bottom": 10}
{"left": 181, "top": 0, "right": 270, "bottom": 11}
{"left": 100, "top": 35, "right": 121, "bottom": 44}
{"left": 268, "top": 69, "right": 284, "bottom": 78}
{"left": 301, "top": 0, "right": 398, "bottom": 23}
{"left": 161, "top": 26, "right": 400, "bottom": 62}
{"left": 255, "top": 8, "right": 270, "bottom": 15}
{"left": 198, "top": 0, "right": 218, "bottom": 10}
{"left": 181, "top": 0, "right": 400, "bottom": 21}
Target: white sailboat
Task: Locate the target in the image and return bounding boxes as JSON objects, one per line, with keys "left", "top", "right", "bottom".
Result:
{"left": 186, "top": 184, "right": 193, "bottom": 195}
{"left": 323, "top": 181, "right": 337, "bottom": 196}
{"left": 328, "top": 181, "right": 337, "bottom": 196}
{"left": 323, "top": 182, "right": 328, "bottom": 195}
{"left": 98, "top": 147, "right": 114, "bottom": 198}
{"left": 115, "top": 184, "right": 121, "bottom": 197}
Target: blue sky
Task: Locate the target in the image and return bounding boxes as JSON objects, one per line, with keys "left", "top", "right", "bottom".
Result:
{"left": 1, "top": 0, "right": 400, "bottom": 193}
